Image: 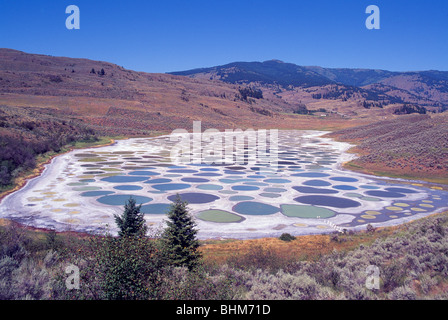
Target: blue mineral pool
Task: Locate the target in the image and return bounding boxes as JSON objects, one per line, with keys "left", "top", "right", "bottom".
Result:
{"left": 385, "top": 187, "right": 418, "bottom": 194}
{"left": 194, "top": 172, "right": 222, "bottom": 177}
{"left": 181, "top": 177, "right": 210, "bottom": 183}
{"left": 128, "top": 170, "right": 160, "bottom": 176}
{"left": 101, "top": 175, "right": 148, "bottom": 183}
{"left": 196, "top": 184, "right": 223, "bottom": 191}
{"left": 293, "top": 186, "right": 339, "bottom": 194}
{"left": 263, "top": 178, "right": 291, "bottom": 184}
{"left": 140, "top": 203, "right": 172, "bottom": 214}
{"left": 145, "top": 178, "right": 173, "bottom": 184}
{"left": 167, "top": 169, "right": 198, "bottom": 173}
{"left": 168, "top": 192, "right": 220, "bottom": 204}
{"left": 80, "top": 191, "right": 115, "bottom": 197}
{"left": 152, "top": 183, "right": 191, "bottom": 191}
{"left": 303, "top": 180, "right": 332, "bottom": 187}
{"left": 97, "top": 195, "right": 153, "bottom": 206}
{"left": 229, "top": 195, "right": 255, "bottom": 201}
{"left": 291, "top": 172, "right": 330, "bottom": 178}
{"left": 294, "top": 195, "right": 362, "bottom": 208}
{"left": 113, "top": 185, "right": 143, "bottom": 191}
{"left": 233, "top": 201, "right": 280, "bottom": 215}
{"left": 330, "top": 177, "right": 359, "bottom": 182}
{"left": 231, "top": 185, "right": 260, "bottom": 191}
{"left": 332, "top": 185, "right": 358, "bottom": 191}
{"left": 365, "top": 190, "right": 406, "bottom": 198}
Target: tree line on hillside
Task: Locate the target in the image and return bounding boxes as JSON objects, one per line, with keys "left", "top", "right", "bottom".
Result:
{"left": 393, "top": 103, "right": 427, "bottom": 115}
{"left": 237, "top": 87, "right": 263, "bottom": 101}
{"left": 293, "top": 104, "right": 327, "bottom": 115}
{"left": 0, "top": 107, "right": 98, "bottom": 189}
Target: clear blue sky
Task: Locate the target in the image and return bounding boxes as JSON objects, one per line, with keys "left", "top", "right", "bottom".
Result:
{"left": 1, "top": 0, "right": 447, "bottom": 73}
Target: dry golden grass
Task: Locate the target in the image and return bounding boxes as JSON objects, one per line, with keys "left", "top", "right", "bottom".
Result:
{"left": 199, "top": 228, "right": 395, "bottom": 265}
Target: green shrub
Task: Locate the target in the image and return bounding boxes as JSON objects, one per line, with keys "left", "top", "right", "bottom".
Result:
{"left": 279, "top": 233, "right": 296, "bottom": 242}
{"left": 66, "top": 235, "right": 163, "bottom": 300}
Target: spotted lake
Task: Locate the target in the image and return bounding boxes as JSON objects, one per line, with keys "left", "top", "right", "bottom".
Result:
{"left": 1, "top": 130, "right": 447, "bottom": 239}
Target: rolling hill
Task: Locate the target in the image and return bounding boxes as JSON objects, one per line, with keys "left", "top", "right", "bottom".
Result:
{"left": 171, "top": 60, "right": 448, "bottom": 115}
{"left": 1, "top": 48, "right": 328, "bottom": 135}
{"left": 1, "top": 48, "right": 447, "bottom": 189}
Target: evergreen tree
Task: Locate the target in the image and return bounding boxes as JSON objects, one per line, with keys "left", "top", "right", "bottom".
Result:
{"left": 114, "top": 197, "right": 147, "bottom": 238}
{"left": 162, "top": 195, "right": 201, "bottom": 270}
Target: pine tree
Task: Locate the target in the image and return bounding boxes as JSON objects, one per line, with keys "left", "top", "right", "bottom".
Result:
{"left": 114, "top": 197, "right": 148, "bottom": 238}
{"left": 162, "top": 195, "right": 201, "bottom": 270}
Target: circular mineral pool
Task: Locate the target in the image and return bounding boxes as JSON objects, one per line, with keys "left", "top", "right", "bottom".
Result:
{"left": 200, "top": 168, "right": 219, "bottom": 172}
{"left": 332, "top": 185, "right": 357, "bottom": 191}
{"left": 197, "top": 210, "right": 244, "bottom": 223}
{"left": 168, "top": 193, "right": 220, "bottom": 204}
{"left": 294, "top": 195, "right": 361, "bottom": 208}
{"left": 140, "top": 203, "right": 172, "bottom": 214}
{"left": 292, "top": 186, "right": 339, "bottom": 194}
{"left": 113, "top": 185, "right": 143, "bottom": 191}
{"left": 225, "top": 166, "right": 246, "bottom": 170}
{"left": 303, "top": 180, "right": 332, "bottom": 187}
{"left": 329, "top": 177, "right": 358, "bottom": 182}
{"left": 365, "top": 190, "right": 406, "bottom": 198}
{"left": 152, "top": 183, "right": 191, "bottom": 191}
{"left": 224, "top": 170, "right": 246, "bottom": 175}
{"left": 101, "top": 176, "right": 148, "bottom": 183}
{"left": 144, "top": 178, "right": 172, "bottom": 184}
{"left": 232, "top": 201, "right": 279, "bottom": 215}
{"left": 80, "top": 191, "right": 115, "bottom": 197}
{"left": 264, "top": 187, "right": 287, "bottom": 193}
{"left": 263, "top": 178, "right": 291, "bottom": 184}
{"left": 229, "top": 195, "right": 255, "bottom": 201}
{"left": 181, "top": 177, "right": 210, "bottom": 183}
{"left": 243, "top": 181, "right": 269, "bottom": 186}
{"left": 72, "top": 186, "right": 102, "bottom": 191}
{"left": 193, "top": 172, "right": 222, "bottom": 177}
{"left": 280, "top": 204, "right": 336, "bottom": 219}
{"left": 196, "top": 184, "right": 224, "bottom": 191}
{"left": 259, "top": 193, "right": 281, "bottom": 198}
{"left": 231, "top": 185, "right": 260, "bottom": 191}
{"left": 360, "top": 185, "right": 380, "bottom": 189}
{"left": 167, "top": 169, "right": 198, "bottom": 173}
{"left": 219, "top": 190, "right": 238, "bottom": 195}
{"left": 97, "top": 195, "right": 152, "bottom": 206}
{"left": 128, "top": 170, "right": 160, "bottom": 176}
{"left": 291, "top": 172, "right": 330, "bottom": 178}
{"left": 385, "top": 187, "right": 418, "bottom": 194}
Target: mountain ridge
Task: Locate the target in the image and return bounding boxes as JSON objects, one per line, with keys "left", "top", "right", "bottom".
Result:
{"left": 170, "top": 60, "right": 448, "bottom": 112}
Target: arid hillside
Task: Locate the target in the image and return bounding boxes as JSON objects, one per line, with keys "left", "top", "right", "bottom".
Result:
{"left": 171, "top": 60, "right": 448, "bottom": 118}
{"left": 0, "top": 48, "right": 364, "bottom": 191}
{"left": 0, "top": 48, "right": 360, "bottom": 134}
{"left": 329, "top": 113, "right": 448, "bottom": 183}
{"left": 1, "top": 48, "right": 447, "bottom": 189}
